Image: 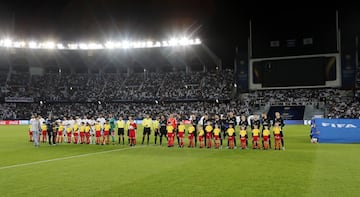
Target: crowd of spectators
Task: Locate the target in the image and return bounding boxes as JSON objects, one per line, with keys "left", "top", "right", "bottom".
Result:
{"left": 0, "top": 68, "right": 359, "bottom": 119}
{"left": 1, "top": 70, "right": 234, "bottom": 102}
{"left": 0, "top": 100, "right": 251, "bottom": 120}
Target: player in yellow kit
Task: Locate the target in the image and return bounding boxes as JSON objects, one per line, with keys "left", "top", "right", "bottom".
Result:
{"left": 85, "top": 123, "right": 91, "bottom": 144}
{"left": 213, "top": 124, "right": 221, "bottom": 149}
{"left": 205, "top": 121, "right": 213, "bottom": 148}
{"left": 198, "top": 126, "right": 205, "bottom": 148}
{"left": 95, "top": 121, "right": 101, "bottom": 145}
{"left": 166, "top": 123, "right": 174, "bottom": 147}
{"left": 239, "top": 126, "right": 248, "bottom": 149}
{"left": 227, "top": 124, "right": 235, "bottom": 149}
{"left": 177, "top": 121, "right": 186, "bottom": 148}
{"left": 41, "top": 123, "right": 47, "bottom": 143}
{"left": 187, "top": 124, "right": 195, "bottom": 148}
{"left": 153, "top": 116, "right": 160, "bottom": 145}
{"left": 103, "top": 120, "right": 111, "bottom": 145}
{"left": 66, "top": 126, "right": 72, "bottom": 144}
{"left": 142, "top": 114, "right": 153, "bottom": 145}
{"left": 73, "top": 121, "right": 79, "bottom": 144}
{"left": 117, "top": 117, "right": 125, "bottom": 145}
{"left": 273, "top": 122, "right": 282, "bottom": 150}
{"left": 57, "top": 123, "right": 64, "bottom": 143}
{"left": 262, "top": 125, "right": 270, "bottom": 150}
{"left": 252, "top": 125, "right": 261, "bottom": 149}
{"left": 79, "top": 122, "right": 85, "bottom": 144}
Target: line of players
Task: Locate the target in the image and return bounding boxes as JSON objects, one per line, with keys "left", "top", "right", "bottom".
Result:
{"left": 28, "top": 112, "right": 285, "bottom": 150}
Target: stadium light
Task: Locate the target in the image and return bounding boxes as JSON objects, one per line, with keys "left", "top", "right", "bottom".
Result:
{"left": 79, "top": 43, "right": 88, "bottom": 50}
{"left": 122, "top": 41, "right": 130, "bottom": 49}
{"left": 28, "top": 41, "right": 39, "bottom": 49}
{"left": 105, "top": 41, "right": 115, "bottom": 49}
{"left": 68, "top": 43, "right": 78, "bottom": 50}
{"left": 43, "top": 41, "right": 55, "bottom": 49}
{"left": 57, "top": 43, "right": 65, "bottom": 49}
{"left": 195, "top": 38, "right": 201, "bottom": 44}
{"left": 13, "top": 41, "right": 26, "bottom": 48}
{"left": 0, "top": 36, "right": 201, "bottom": 50}
{"left": 169, "top": 38, "right": 179, "bottom": 46}
{"left": 3, "top": 39, "right": 12, "bottom": 47}
{"left": 179, "top": 37, "right": 190, "bottom": 46}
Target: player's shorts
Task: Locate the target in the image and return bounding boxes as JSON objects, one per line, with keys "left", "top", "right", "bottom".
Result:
{"left": 178, "top": 132, "right": 184, "bottom": 138}
{"left": 167, "top": 133, "right": 174, "bottom": 139}
{"left": 143, "top": 127, "right": 151, "bottom": 135}
{"left": 129, "top": 130, "right": 136, "bottom": 139}
{"left": 253, "top": 136, "right": 259, "bottom": 141}
{"left": 263, "top": 136, "right": 269, "bottom": 141}
{"left": 58, "top": 131, "right": 63, "bottom": 136}
{"left": 160, "top": 127, "right": 166, "bottom": 135}
{"left": 240, "top": 137, "right": 247, "bottom": 143}
{"left": 228, "top": 136, "right": 234, "bottom": 141}
{"left": 274, "top": 134, "right": 281, "bottom": 140}
{"left": 42, "top": 130, "right": 47, "bottom": 135}
{"left": 29, "top": 131, "right": 32, "bottom": 135}
{"left": 206, "top": 132, "right": 212, "bottom": 139}
{"left": 198, "top": 136, "right": 204, "bottom": 141}
{"left": 85, "top": 132, "right": 90, "bottom": 137}
{"left": 188, "top": 133, "right": 194, "bottom": 140}
{"left": 95, "top": 131, "right": 101, "bottom": 137}
{"left": 117, "top": 128, "right": 124, "bottom": 135}
{"left": 103, "top": 131, "right": 109, "bottom": 136}
{"left": 214, "top": 135, "right": 219, "bottom": 140}
{"left": 73, "top": 132, "right": 78, "bottom": 136}
{"left": 67, "top": 132, "right": 71, "bottom": 136}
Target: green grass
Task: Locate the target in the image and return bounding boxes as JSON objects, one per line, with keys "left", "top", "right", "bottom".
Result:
{"left": 0, "top": 125, "right": 359, "bottom": 197}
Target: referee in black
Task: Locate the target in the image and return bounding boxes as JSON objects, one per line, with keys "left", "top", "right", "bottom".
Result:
{"left": 46, "top": 115, "right": 56, "bottom": 145}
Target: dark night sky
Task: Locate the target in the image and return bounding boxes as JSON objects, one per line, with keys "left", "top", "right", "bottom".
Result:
{"left": 0, "top": 0, "right": 359, "bottom": 67}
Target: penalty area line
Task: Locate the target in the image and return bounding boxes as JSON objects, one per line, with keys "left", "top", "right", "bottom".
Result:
{"left": 0, "top": 146, "right": 142, "bottom": 170}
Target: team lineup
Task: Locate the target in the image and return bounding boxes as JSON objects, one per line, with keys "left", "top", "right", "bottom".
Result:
{"left": 29, "top": 112, "right": 286, "bottom": 150}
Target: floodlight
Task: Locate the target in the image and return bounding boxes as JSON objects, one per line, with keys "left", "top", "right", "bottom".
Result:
{"left": 122, "top": 41, "right": 130, "bottom": 49}
{"left": 105, "top": 41, "right": 115, "bottom": 49}
{"left": 3, "top": 39, "right": 12, "bottom": 47}
{"left": 79, "top": 43, "right": 88, "bottom": 50}
{"left": 179, "top": 37, "right": 189, "bottom": 46}
{"left": 195, "top": 38, "right": 201, "bottom": 44}
{"left": 44, "top": 41, "right": 55, "bottom": 49}
{"left": 28, "top": 41, "right": 38, "bottom": 49}
{"left": 68, "top": 43, "right": 78, "bottom": 50}
{"left": 57, "top": 43, "right": 65, "bottom": 49}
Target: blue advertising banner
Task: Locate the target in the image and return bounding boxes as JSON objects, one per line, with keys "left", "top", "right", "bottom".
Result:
{"left": 314, "top": 118, "right": 360, "bottom": 143}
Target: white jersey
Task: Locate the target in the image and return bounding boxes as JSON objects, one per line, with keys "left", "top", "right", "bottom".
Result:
{"left": 68, "top": 119, "right": 75, "bottom": 128}
{"left": 198, "top": 116, "right": 205, "bottom": 126}
{"left": 39, "top": 118, "right": 45, "bottom": 126}
{"left": 30, "top": 118, "right": 40, "bottom": 131}
{"left": 97, "top": 117, "right": 106, "bottom": 128}
{"left": 76, "top": 118, "right": 82, "bottom": 126}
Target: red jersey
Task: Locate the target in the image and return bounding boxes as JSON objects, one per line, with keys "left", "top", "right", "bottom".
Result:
{"left": 128, "top": 122, "right": 137, "bottom": 131}
{"left": 167, "top": 117, "right": 177, "bottom": 129}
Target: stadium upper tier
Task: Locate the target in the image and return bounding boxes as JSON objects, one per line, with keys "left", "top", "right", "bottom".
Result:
{"left": 1, "top": 70, "right": 234, "bottom": 102}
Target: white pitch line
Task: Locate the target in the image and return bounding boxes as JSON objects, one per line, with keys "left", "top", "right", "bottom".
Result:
{"left": 0, "top": 146, "right": 142, "bottom": 170}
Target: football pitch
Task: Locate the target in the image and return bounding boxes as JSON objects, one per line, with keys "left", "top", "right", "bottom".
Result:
{"left": 1, "top": 125, "right": 359, "bottom": 197}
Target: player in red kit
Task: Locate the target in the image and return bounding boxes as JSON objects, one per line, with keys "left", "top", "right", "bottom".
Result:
{"left": 128, "top": 117, "right": 137, "bottom": 146}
